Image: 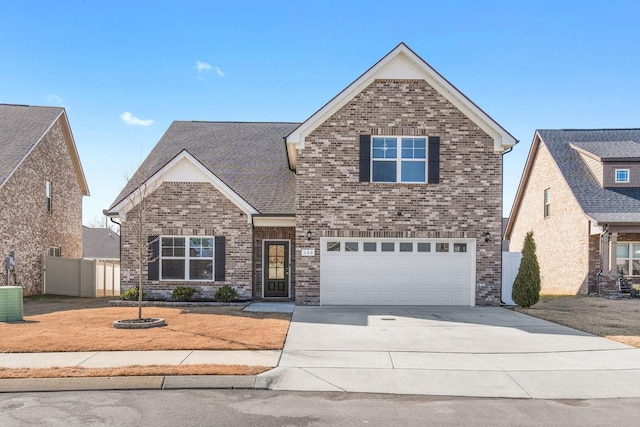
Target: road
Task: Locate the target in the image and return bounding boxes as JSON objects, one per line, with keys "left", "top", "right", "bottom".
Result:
{"left": 0, "top": 389, "right": 638, "bottom": 426}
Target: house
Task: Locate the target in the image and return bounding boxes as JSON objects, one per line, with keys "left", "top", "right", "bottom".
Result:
{"left": 0, "top": 104, "right": 89, "bottom": 295}
{"left": 107, "top": 43, "right": 516, "bottom": 306}
{"left": 82, "top": 226, "right": 120, "bottom": 261}
{"left": 504, "top": 129, "right": 640, "bottom": 295}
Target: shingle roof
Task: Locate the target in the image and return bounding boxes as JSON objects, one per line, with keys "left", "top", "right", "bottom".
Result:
{"left": 83, "top": 226, "right": 120, "bottom": 259}
{"left": 570, "top": 140, "right": 640, "bottom": 160}
{"left": 538, "top": 129, "right": 640, "bottom": 224}
{"left": 0, "top": 104, "right": 64, "bottom": 187}
{"left": 110, "top": 121, "right": 300, "bottom": 214}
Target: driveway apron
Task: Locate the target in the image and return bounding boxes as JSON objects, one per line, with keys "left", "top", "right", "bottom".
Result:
{"left": 256, "top": 306, "right": 640, "bottom": 399}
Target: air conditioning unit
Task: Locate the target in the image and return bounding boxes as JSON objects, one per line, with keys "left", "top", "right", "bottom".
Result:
{"left": 0, "top": 286, "right": 23, "bottom": 321}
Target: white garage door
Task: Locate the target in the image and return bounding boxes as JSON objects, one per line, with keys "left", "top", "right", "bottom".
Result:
{"left": 320, "top": 238, "right": 475, "bottom": 306}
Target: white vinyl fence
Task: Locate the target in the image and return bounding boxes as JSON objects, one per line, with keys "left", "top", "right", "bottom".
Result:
{"left": 502, "top": 252, "right": 522, "bottom": 305}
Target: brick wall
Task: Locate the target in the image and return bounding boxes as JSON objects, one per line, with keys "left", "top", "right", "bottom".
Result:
{"left": 0, "top": 119, "right": 83, "bottom": 294}
{"left": 509, "top": 141, "right": 591, "bottom": 295}
{"left": 253, "top": 227, "right": 296, "bottom": 299}
{"left": 120, "top": 182, "right": 253, "bottom": 299}
{"left": 295, "top": 79, "right": 503, "bottom": 306}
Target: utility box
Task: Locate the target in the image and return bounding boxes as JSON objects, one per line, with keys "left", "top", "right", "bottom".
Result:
{"left": 0, "top": 286, "right": 23, "bottom": 321}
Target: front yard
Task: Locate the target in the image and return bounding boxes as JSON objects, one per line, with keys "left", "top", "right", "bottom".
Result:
{"left": 517, "top": 295, "right": 640, "bottom": 348}
{"left": 0, "top": 296, "right": 291, "bottom": 378}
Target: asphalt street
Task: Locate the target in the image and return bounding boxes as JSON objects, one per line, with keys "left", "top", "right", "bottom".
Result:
{"left": 1, "top": 389, "right": 639, "bottom": 426}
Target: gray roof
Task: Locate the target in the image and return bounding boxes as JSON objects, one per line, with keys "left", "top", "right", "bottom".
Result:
{"left": 0, "top": 104, "right": 64, "bottom": 187}
{"left": 538, "top": 129, "right": 640, "bottom": 224}
{"left": 83, "top": 226, "right": 120, "bottom": 259}
{"left": 111, "top": 121, "right": 300, "bottom": 214}
{"left": 570, "top": 140, "right": 640, "bottom": 160}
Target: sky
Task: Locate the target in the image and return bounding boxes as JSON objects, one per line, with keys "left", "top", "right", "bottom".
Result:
{"left": 1, "top": 0, "right": 639, "bottom": 225}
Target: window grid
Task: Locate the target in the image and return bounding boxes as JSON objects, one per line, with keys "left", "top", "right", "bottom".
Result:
{"left": 615, "top": 169, "right": 630, "bottom": 183}
{"left": 371, "top": 136, "right": 427, "bottom": 183}
{"left": 160, "top": 236, "right": 214, "bottom": 281}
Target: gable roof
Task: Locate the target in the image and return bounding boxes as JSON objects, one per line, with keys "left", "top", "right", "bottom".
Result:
{"left": 285, "top": 42, "right": 517, "bottom": 168}
{"left": 83, "top": 226, "right": 120, "bottom": 259}
{"left": 506, "top": 129, "right": 640, "bottom": 237}
{"left": 109, "top": 121, "right": 300, "bottom": 215}
{"left": 0, "top": 104, "right": 89, "bottom": 195}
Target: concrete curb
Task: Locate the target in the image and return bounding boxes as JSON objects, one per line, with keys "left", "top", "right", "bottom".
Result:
{"left": 0, "top": 375, "right": 262, "bottom": 393}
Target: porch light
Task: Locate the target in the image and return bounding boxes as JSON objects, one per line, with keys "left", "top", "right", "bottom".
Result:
{"left": 484, "top": 232, "right": 491, "bottom": 243}
{"left": 307, "top": 230, "right": 312, "bottom": 241}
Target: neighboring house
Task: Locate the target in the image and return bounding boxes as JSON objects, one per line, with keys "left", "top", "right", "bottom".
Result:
{"left": 82, "top": 226, "right": 120, "bottom": 261}
{"left": 505, "top": 129, "right": 640, "bottom": 295}
{"left": 107, "top": 43, "right": 516, "bottom": 306}
{"left": 0, "top": 104, "right": 89, "bottom": 295}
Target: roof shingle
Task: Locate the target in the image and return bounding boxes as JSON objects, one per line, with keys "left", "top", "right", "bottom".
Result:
{"left": 110, "top": 121, "right": 300, "bottom": 214}
{"left": 0, "top": 104, "right": 64, "bottom": 187}
{"left": 538, "top": 129, "right": 640, "bottom": 224}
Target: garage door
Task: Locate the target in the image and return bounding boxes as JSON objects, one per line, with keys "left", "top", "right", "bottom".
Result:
{"left": 320, "top": 238, "right": 475, "bottom": 306}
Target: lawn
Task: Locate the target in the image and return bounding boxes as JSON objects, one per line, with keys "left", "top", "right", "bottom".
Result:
{"left": 517, "top": 295, "right": 640, "bottom": 348}
{"left": 0, "top": 296, "right": 291, "bottom": 378}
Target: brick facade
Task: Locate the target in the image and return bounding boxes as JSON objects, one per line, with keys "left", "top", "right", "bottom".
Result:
{"left": 295, "top": 79, "right": 503, "bottom": 306}
{"left": 509, "top": 142, "right": 592, "bottom": 295}
{"left": 119, "top": 182, "right": 253, "bottom": 299}
{"left": 0, "top": 119, "right": 83, "bottom": 295}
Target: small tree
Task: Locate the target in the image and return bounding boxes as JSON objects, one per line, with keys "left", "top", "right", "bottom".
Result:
{"left": 512, "top": 231, "right": 541, "bottom": 308}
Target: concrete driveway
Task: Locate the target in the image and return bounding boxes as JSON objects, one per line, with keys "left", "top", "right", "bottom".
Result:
{"left": 257, "top": 306, "right": 640, "bottom": 399}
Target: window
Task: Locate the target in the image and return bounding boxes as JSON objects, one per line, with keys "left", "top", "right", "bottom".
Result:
{"left": 160, "top": 236, "right": 213, "bottom": 281}
{"left": 49, "top": 247, "right": 61, "bottom": 257}
{"left": 371, "top": 137, "right": 426, "bottom": 183}
{"left": 345, "top": 242, "right": 359, "bottom": 252}
{"left": 436, "top": 243, "right": 449, "bottom": 253}
{"left": 363, "top": 242, "right": 377, "bottom": 252}
{"left": 381, "top": 242, "right": 395, "bottom": 252}
{"left": 617, "top": 243, "right": 640, "bottom": 276}
{"left": 45, "top": 180, "right": 52, "bottom": 212}
{"left": 399, "top": 242, "right": 413, "bottom": 252}
{"left": 454, "top": 243, "right": 467, "bottom": 253}
{"left": 615, "top": 169, "right": 630, "bottom": 183}
{"left": 544, "top": 188, "right": 551, "bottom": 218}
{"left": 417, "top": 243, "right": 431, "bottom": 252}
{"left": 327, "top": 242, "right": 341, "bottom": 252}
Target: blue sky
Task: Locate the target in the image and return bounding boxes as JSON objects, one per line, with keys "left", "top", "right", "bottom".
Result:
{"left": 1, "top": 1, "right": 639, "bottom": 224}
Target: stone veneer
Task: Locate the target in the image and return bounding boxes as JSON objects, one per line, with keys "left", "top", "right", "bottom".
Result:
{"left": 120, "top": 182, "right": 253, "bottom": 299}
{"left": 0, "top": 119, "right": 83, "bottom": 295}
{"left": 295, "top": 79, "right": 503, "bottom": 306}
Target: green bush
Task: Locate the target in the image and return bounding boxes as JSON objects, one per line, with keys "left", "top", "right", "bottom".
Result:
{"left": 172, "top": 286, "right": 197, "bottom": 301}
{"left": 215, "top": 285, "right": 238, "bottom": 302}
{"left": 512, "top": 231, "right": 541, "bottom": 308}
{"left": 120, "top": 286, "right": 144, "bottom": 301}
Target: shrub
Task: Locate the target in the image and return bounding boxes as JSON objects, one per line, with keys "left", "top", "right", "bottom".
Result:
{"left": 215, "top": 285, "right": 238, "bottom": 302}
{"left": 172, "top": 286, "right": 197, "bottom": 301}
{"left": 120, "top": 286, "right": 144, "bottom": 301}
{"left": 512, "top": 231, "right": 541, "bottom": 308}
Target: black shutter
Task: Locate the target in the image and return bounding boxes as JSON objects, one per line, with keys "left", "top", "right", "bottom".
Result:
{"left": 359, "top": 134, "right": 371, "bottom": 182}
{"left": 214, "top": 236, "right": 226, "bottom": 281}
{"left": 147, "top": 235, "right": 159, "bottom": 281}
{"left": 427, "top": 136, "right": 440, "bottom": 184}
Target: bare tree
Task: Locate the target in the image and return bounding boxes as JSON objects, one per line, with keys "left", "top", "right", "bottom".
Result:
{"left": 84, "top": 214, "right": 119, "bottom": 234}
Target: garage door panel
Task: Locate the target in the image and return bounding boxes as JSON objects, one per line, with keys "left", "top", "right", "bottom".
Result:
{"left": 320, "top": 238, "right": 475, "bottom": 306}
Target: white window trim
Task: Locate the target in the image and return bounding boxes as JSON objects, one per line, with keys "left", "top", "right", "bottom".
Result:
{"left": 616, "top": 242, "right": 640, "bottom": 276}
{"left": 615, "top": 169, "right": 630, "bottom": 183}
{"left": 544, "top": 188, "right": 551, "bottom": 218}
{"left": 159, "top": 235, "right": 215, "bottom": 281}
{"left": 45, "top": 180, "right": 52, "bottom": 213}
{"left": 371, "top": 136, "right": 427, "bottom": 183}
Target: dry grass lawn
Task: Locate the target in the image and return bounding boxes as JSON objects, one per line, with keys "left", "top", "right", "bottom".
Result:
{"left": 0, "top": 297, "right": 291, "bottom": 353}
{"left": 0, "top": 365, "right": 270, "bottom": 379}
{"left": 517, "top": 295, "right": 640, "bottom": 348}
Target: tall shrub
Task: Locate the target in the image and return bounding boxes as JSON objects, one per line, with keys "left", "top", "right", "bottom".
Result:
{"left": 512, "top": 231, "right": 541, "bottom": 308}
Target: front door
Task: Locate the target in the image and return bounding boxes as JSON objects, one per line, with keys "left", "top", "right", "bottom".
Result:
{"left": 264, "top": 241, "right": 289, "bottom": 298}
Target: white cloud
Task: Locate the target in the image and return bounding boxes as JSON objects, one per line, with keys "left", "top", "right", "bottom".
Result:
{"left": 196, "top": 61, "right": 212, "bottom": 72}
{"left": 48, "top": 94, "right": 65, "bottom": 105}
{"left": 120, "top": 112, "right": 154, "bottom": 127}
{"left": 214, "top": 66, "right": 225, "bottom": 77}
